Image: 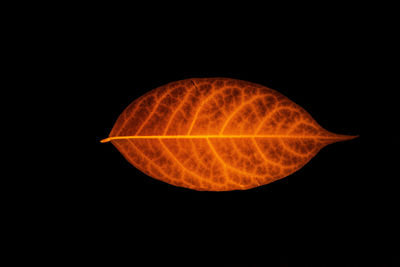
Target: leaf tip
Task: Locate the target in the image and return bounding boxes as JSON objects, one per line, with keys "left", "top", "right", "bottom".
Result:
{"left": 342, "top": 134, "right": 359, "bottom": 141}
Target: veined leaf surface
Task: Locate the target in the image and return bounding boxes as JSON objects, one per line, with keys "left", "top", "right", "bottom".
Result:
{"left": 101, "top": 78, "right": 357, "bottom": 191}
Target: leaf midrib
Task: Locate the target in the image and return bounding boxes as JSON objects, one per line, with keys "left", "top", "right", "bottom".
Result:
{"left": 100, "top": 134, "right": 357, "bottom": 143}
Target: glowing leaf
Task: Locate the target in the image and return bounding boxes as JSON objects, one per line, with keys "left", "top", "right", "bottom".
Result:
{"left": 101, "top": 78, "right": 357, "bottom": 191}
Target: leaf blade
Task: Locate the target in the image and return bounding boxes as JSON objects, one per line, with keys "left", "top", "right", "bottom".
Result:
{"left": 103, "top": 78, "right": 358, "bottom": 191}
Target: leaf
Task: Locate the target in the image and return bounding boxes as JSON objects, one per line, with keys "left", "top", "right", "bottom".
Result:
{"left": 101, "top": 78, "right": 357, "bottom": 191}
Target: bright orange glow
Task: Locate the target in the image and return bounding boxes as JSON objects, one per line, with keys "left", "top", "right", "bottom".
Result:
{"left": 102, "top": 78, "right": 358, "bottom": 191}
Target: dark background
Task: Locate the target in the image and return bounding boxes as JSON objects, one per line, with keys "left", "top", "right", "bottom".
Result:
{"left": 41, "top": 5, "right": 397, "bottom": 266}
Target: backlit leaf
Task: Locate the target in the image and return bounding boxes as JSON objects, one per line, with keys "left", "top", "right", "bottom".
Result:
{"left": 101, "top": 78, "right": 357, "bottom": 191}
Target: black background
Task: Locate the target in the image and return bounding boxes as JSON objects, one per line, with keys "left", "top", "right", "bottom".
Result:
{"left": 44, "top": 6, "right": 398, "bottom": 266}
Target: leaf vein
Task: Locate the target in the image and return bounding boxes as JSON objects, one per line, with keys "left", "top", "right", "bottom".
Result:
{"left": 219, "top": 94, "right": 270, "bottom": 134}
{"left": 187, "top": 82, "right": 228, "bottom": 134}
{"left": 158, "top": 139, "right": 207, "bottom": 185}
{"left": 127, "top": 139, "right": 178, "bottom": 181}
{"left": 134, "top": 88, "right": 172, "bottom": 135}
{"left": 163, "top": 83, "right": 193, "bottom": 135}
{"left": 206, "top": 138, "right": 266, "bottom": 178}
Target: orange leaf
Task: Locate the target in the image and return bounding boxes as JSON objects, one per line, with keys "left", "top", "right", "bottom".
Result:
{"left": 101, "top": 78, "right": 358, "bottom": 191}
